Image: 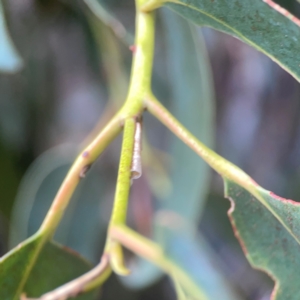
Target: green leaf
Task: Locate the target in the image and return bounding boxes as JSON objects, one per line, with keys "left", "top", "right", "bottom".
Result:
{"left": 9, "top": 145, "right": 108, "bottom": 263}
{"left": 147, "top": 90, "right": 300, "bottom": 298}
{"left": 0, "top": 237, "right": 94, "bottom": 299}
{"left": 164, "top": 0, "right": 300, "bottom": 82}
{"left": 5, "top": 145, "right": 109, "bottom": 299}
{"left": 9, "top": 145, "right": 75, "bottom": 248}
{"left": 0, "top": 0, "right": 22, "bottom": 72}
{"left": 225, "top": 179, "right": 300, "bottom": 300}
{"left": 150, "top": 93, "right": 300, "bottom": 299}
{"left": 160, "top": 7, "right": 214, "bottom": 221}
{"left": 156, "top": 220, "right": 240, "bottom": 300}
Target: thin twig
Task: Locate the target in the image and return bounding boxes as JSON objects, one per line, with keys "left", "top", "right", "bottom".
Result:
{"left": 105, "top": 118, "right": 136, "bottom": 275}
{"left": 145, "top": 93, "right": 255, "bottom": 188}
{"left": 39, "top": 112, "right": 123, "bottom": 238}
{"left": 21, "top": 254, "right": 111, "bottom": 300}
{"left": 109, "top": 224, "right": 207, "bottom": 300}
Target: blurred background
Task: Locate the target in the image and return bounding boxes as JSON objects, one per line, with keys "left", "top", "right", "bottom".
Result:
{"left": 1, "top": 0, "right": 300, "bottom": 299}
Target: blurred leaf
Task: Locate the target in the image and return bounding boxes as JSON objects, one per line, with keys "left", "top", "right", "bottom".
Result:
{"left": 165, "top": 0, "right": 300, "bottom": 82}
{"left": 155, "top": 216, "right": 240, "bottom": 300}
{"left": 84, "top": 0, "right": 133, "bottom": 46}
{"left": 111, "top": 225, "right": 208, "bottom": 300}
{"left": 0, "top": 237, "right": 94, "bottom": 299}
{"left": 5, "top": 145, "right": 106, "bottom": 299}
{"left": 160, "top": 8, "right": 214, "bottom": 221}
{"left": 0, "top": 0, "right": 22, "bottom": 72}
{"left": 225, "top": 180, "right": 300, "bottom": 300}
{"left": 87, "top": 10, "right": 128, "bottom": 107}
{"left": 9, "top": 145, "right": 76, "bottom": 248}
{"left": 57, "top": 163, "right": 109, "bottom": 262}
{"left": 9, "top": 144, "right": 109, "bottom": 263}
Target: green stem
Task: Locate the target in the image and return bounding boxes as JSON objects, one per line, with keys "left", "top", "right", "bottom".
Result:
{"left": 103, "top": 0, "right": 156, "bottom": 275}
{"left": 111, "top": 118, "right": 136, "bottom": 225}
{"left": 110, "top": 224, "right": 207, "bottom": 300}
{"left": 145, "top": 93, "right": 256, "bottom": 189}
{"left": 105, "top": 119, "right": 139, "bottom": 276}
{"left": 120, "top": 0, "right": 155, "bottom": 117}
{"left": 39, "top": 112, "right": 123, "bottom": 238}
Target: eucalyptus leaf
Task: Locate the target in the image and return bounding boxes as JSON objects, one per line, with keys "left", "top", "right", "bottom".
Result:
{"left": 164, "top": 0, "right": 300, "bottom": 82}
{"left": 150, "top": 94, "right": 300, "bottom": 299}
{"left": 225, "top": 179, "right": 300, "bottom": 300}
{"left": 160, "top": 8, "right": 214, "bottom": 221}
{"left": 9, "top": 144, "right": 109, "bottom": 263}
{"left": 9, "top": 145, "right": 76, "bottom": 248}
{"left": 0, "top": 0, "right": 22, "bottom": 72}
{"left": 153, "top": 1, "right": 300, "bottom": 297}
{"left": 0, "top": 237, "right": 95, "bottom": 300}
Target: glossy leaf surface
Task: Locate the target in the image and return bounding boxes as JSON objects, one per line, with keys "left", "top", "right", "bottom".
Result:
{"left": 0, "top": 238, "right": 94, "bottom": 300}
{"left": 165, "top": 0, "right": 300, "bottom": 82}
{"left": 225, "top": 179, "right": 300, "bottom": 300}
{"left": 160, "top": 7, "right": 214, "bottom": 221}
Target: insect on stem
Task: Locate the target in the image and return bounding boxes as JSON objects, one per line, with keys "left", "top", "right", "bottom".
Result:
{"left": 131, "top": 121, "right": 142, "bottom": 181}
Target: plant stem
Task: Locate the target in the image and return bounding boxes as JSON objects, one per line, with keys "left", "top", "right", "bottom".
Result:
{"left": 140, "top": 0, "right": 165, "bottom": 12}
{"left": 110, "top": 224, "right": 207, "bottom": 300}
{"left": 105, "top": 119, "right": 140, "bottom": 275}
{"left": 39, "top": 0, "right": 156, "bottom": 240}
{"left": 39, "top": 113, "right": 123, "bottom": 238}
{"left": 18, "top": 1, "right": 157, "bottom": 297}
{"left": 120, "top": 0, "right": 155, "bottom": 117}
{"left": 103, "top": 0, "right": 156, "bottom": 275}
{"left": 145, "top": 93, "right": 256, "bottom": 188}
{"left": 111, "top": 118, "right": 136, "bottom": 225}
{"left": 107, "top": 0, "right": 156, "bottom": 228}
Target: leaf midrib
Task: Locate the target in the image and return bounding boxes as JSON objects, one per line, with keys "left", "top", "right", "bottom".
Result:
{"left": 167, "top": 0, "right": 300, "bottom": 82}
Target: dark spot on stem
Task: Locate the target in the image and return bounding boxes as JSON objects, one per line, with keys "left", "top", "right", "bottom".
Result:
{"left": 80, "top": 164, "right": 91, "bottom": 178}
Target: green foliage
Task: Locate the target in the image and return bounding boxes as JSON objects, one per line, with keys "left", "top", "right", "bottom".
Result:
{"left": 1, "top": 0, "right": 300, "bottom": 299}
{"left": 225, "top": 180, "right": 300, "bottom": 300}
{"left": 0, "top": 237, "right": 93, "bottom": 299}
{"left": 166, "top": 0, "right": 300, "bottom": 82}
{"left": 9, "top": 145, "right": 107, "bottom": 262}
